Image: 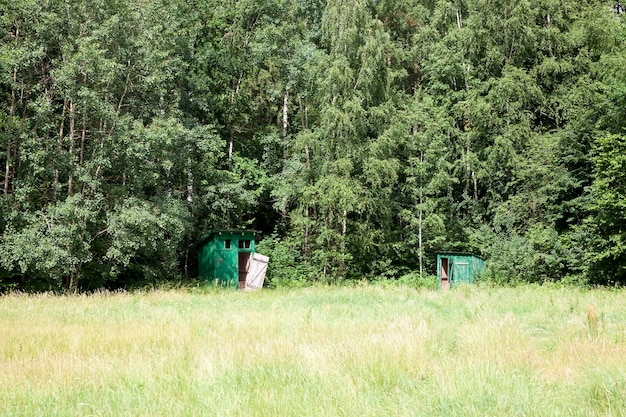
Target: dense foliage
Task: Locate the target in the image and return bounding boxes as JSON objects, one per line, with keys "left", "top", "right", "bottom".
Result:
{"left": 1, "top": 0, "right": 625, "bottom": 290}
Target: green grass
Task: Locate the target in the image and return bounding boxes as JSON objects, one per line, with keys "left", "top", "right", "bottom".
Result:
{"left": 2, "top": 284, "right": 626, "bottom": 416}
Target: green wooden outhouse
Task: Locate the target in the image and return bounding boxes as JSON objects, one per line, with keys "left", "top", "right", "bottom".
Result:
{"left": 437, "top": 252, "right": 485, "bottom": 290}
{"left": 197, "top": 230, "right": 269, "bottom": 290}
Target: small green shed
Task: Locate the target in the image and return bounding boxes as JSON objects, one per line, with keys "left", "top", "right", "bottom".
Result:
{"left": 197, "top": 230, "right": 269, "bottom": 290}
{"left": 437, "top": 252, "right": 485, "bottom": 290}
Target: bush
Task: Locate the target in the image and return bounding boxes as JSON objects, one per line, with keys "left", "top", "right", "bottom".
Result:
{"left": 255, "top": 233, "right": 317, "bottom": 287}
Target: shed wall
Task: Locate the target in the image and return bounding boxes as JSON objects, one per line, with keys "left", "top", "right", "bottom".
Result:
{"left": 437, "top": 253, "right": 485, "bottom": 290}
{"left": 197, "top": 231, "right": 256, "bottom": 289}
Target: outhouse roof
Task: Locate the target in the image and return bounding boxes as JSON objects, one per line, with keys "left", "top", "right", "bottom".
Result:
{"left": 436, "top": 252, "right": 485, "bottom": 260}
{"left": 196, "top": 230, "right": 257, "bottom": 248}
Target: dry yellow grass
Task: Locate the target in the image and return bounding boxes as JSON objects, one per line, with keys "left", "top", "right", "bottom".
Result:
{"left": 1, "top": 284, "right": 626, "bottom": 416}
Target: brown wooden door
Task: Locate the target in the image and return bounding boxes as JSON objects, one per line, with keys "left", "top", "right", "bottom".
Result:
{"left": 440, "top": 258, "right": 449, "bottom": 291}
{"left": 238, "top": 252, "right": 251, "bottom": 289}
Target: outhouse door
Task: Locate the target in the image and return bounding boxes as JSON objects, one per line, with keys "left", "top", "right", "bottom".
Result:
{"left": 238, "top": 252, "right": 251, "bottom": 289}
{"left": 440, "top": 258, "right": 450, "bottom": 291}
{"left": 217, "top": 240, "right": 237, "bottom": 288}
{"left": 246, "top": 253, "right": 269, "bottom": 290}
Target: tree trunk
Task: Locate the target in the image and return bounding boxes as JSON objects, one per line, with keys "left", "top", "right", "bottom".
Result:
{"left": 305, "top": 96, "right": 309, "bottom": 130}
{"left": 298, "top": 94, "right": 305, "bottom": 130}
{"left": 227, "top": 71, "right": 244, "bottom": 172}
{"left": 68, "top": 100, "right": 76, "bottom": 196}
{"left": 473, "top": 170, "right": 478, "bottom": 200}
{"left": 466, "top": 139, "right": 471, "bottom": 198}
{"left": 228, "top": 123, "right": 234, "bottom": 170}
{"left": 338, "top": 209, "right": 347, "bottom": 278}
{"left": 55, "top": 99, "right": 68, "bottom": 201}
{"left": 304, "top": 203, "right": 310, "bottom": 261}
{"left": 419, "top": 151, "right": 424, "bottom": 278}
{"left": 300, "top": 93, "right": 311, "bottom": 261}
{"left": 80, "top": 114, "right": 86, "bottom": 165}
{"left": 67, "top": 262, "right": 81, "bottom": 293}
{"left": 282, "top": 89, "right": 289, "bottom": 160}
{"left": 187, "top": 146, "right": 193, "bottom": 202}
{"left": 3, "top": 68, "right": 15, "bottom": 194}
{"left": 4, "top": 21, "right": 19, "bottom": 195}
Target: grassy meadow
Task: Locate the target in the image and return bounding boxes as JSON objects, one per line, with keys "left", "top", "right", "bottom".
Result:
{"left": 1, "top": 284, "right": 626, "bottom": 416}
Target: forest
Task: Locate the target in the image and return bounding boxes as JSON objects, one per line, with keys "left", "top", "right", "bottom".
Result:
{"left": 1, "top": 0, "right": 625, "bottom": 291}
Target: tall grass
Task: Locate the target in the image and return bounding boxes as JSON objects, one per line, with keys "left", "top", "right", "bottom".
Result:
{"left": 1, "top": 284, "right": 626, "bottom": 416}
